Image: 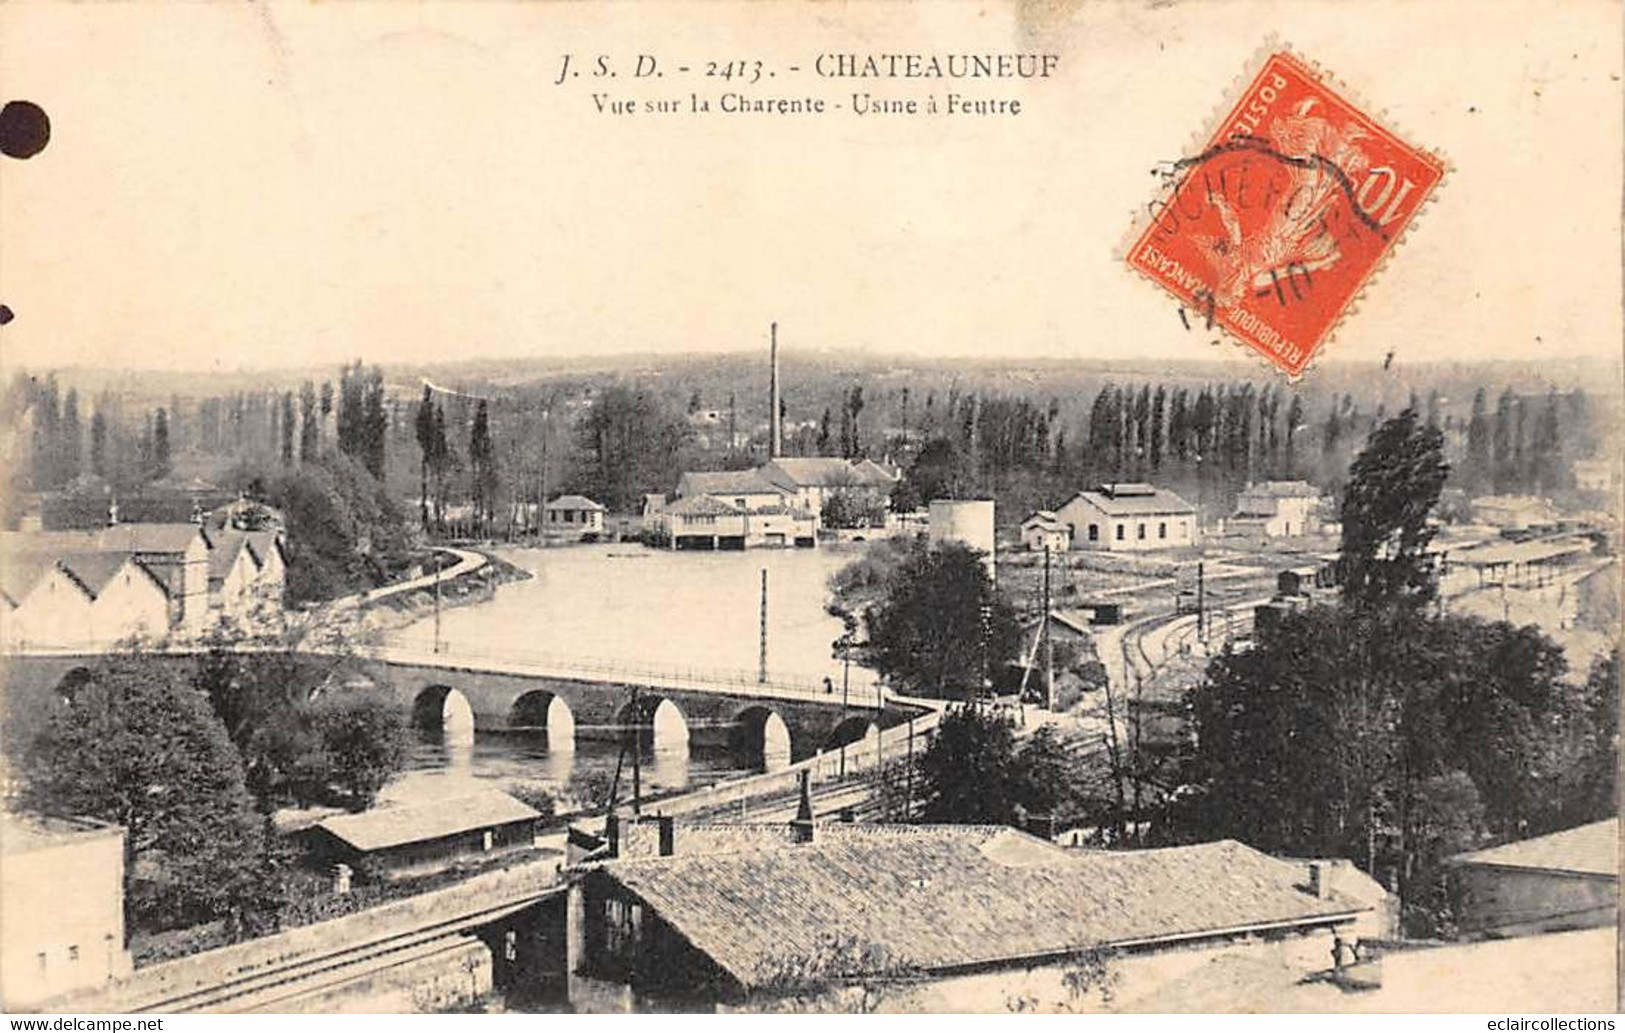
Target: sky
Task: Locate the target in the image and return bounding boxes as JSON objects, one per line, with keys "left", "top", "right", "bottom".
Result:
{"left": 1, "top": 0, "right": 1621, "bottom": 375}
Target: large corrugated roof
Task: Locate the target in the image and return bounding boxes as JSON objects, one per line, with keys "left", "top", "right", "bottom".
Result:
{"left": 313, "top": 792, "right": 541, "bottom": 853}
{"left": 1449, "top": 819, "right": 1617, "bottom": 878}
{"left": 592, "top": 828, "right": 1362, "bottom": 989}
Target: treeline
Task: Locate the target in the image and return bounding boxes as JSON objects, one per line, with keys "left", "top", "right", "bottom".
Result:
{"left": 10, "top": 360, "right": 1609, "bottom": 538}
{"left": 3, "top": 373, "right": 175, "bottom": 494}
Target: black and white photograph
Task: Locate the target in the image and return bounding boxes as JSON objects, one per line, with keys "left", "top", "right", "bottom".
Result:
{"left": 0, "top": 0, "right": 1620, "bottom": 1017}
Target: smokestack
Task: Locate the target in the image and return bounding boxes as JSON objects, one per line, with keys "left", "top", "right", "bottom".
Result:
{"left": 769, "top": 322, "right": 782, "bottom": 459}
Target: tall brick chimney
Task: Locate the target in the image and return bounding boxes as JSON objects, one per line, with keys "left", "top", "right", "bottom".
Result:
{"left": 769, "top": 322, "right": 782, "bottom": 459}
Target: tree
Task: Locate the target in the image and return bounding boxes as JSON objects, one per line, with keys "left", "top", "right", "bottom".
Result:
{"left": 1492, "top": 387, "right": 1516, "bottom": 493}
{"left": 306, "top": 689, "right": 408, "bottom": 809}
{"left": 415, "top": 386, "right": 436, "bottom": 527}
{"left": 150, "top": 407, "right": 173, "bottom": 481}
{"left": 570, "top": 384, "right": 690, "bottom": 512}
{"left": 891, "top": 437, "right": 969, "bottom": 512}
{"left": 917, "top": 705, "right": 1025, "bottom": 823}
{"left": 15, "top": 653, "right": 278, "bottom": 934}
{"left": 280, "top": 391, "right": 296, "bottom": 466}
{"left": 60, "top": 388, "right": 82, "bottom": 484}
{"left": 299, "top": 380, "right": 320, "bottom": 463}
{"left": 89, "top": 409, "right": 108, "bottom": 480}
{"left": 1338, "top": 408, "right": 1448, "bottom": 609}
{"left": 1185, "top": 604, "right": 1586, "bottom": 934}
{"left": 1465, "top": 387, "right": 1491, "bottom": 493}
{"left": 916, "top": 707, "right": 1092, "bottom": 826}
{"left": 469, "top": 399, "right": 497, "bottom": 533}
{"left": 864, "top": 541, "right": 1019, "bottom": 698}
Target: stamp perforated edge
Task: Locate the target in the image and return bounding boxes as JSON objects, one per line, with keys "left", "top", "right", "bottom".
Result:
{"left": 1113, "top": 37, "right": 1453, "bottom": 382}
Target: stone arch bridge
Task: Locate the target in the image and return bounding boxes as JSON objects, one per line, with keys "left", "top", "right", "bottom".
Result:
{"left": 2, "top": 650, "right": 919, "bottom": 767}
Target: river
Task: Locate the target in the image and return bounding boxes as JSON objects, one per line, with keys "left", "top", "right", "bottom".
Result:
{"left": 379, "top": 542, "right": 872, "bottom": 808}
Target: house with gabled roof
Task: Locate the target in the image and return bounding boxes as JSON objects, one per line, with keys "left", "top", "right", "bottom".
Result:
{"left": 564, "top": 810, "right": 1376, "bottom": 1012}
{"left": 0, "top": 544, "right": 172, "bottom": 650}
{"left": 544, "top": 495, "right": 607, "bottom": 537}
{"left": 1230, "top": 481, "right": 1324, "bottom": 538}
{"left": 658, "top": 467, "right": 819, "bottom": 549}
{"left": 1055, "top": 484, "right": 1198, "bottom": 552}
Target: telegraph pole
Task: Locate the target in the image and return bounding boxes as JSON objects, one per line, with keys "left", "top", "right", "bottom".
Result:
{"left": 538, "top": 407, "right": 549, "bottom": 543}
{"left": 758, "top": 568, "right": 769, "bottom": 684}
{"left": 1043, "top": 545, "right": 1055, "bottom": 711}
{"left": 630, "top": 684, "right": 642, "bottom": 816}
{"left": 1196, "top": 560, "right": 1206, "bottom": 642}
{"left": 432, "top": 555, "right": 443, "bottom": 654}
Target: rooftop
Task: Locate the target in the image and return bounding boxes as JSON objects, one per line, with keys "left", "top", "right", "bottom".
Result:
{"left": 311, "top": 792, "right": 542, "bottom": 853}
{"left": 664, "top": 494, "right": 744, "bottom": 517}
{"left": 1448, "top": 818, "right": 1617, "bottom": 878}
{"left": 1239, "top": 481, "right": 1321, "bottom": 498}
{"left": 545, "top": 494, "right": 605, "bottom": 511}
{"left": 588, "top": 826, "right": 1364, "bottom": 990}
{"left": 761, "top": 457, "right": 899, "bottom": 489}
{"left": 1069, "top": 485, "right": 1196, "bottom": 517}
{"left": 1, "top": 812, "right": 124, "bottom": 855}
{"left": 677, "top": 469, "right": 790, "bottom": 499}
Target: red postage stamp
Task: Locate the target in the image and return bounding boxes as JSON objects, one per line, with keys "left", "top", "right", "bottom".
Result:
{"left": 1127, "top": 51, "right": 1446, "bottom": 378}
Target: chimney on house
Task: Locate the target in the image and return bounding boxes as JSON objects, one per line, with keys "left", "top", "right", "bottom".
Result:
{"left": 790, "top": 769, "right": 814, "bottom": 844}
{"left": 1309, "top": 860, "right": 1340, "bottom": 899}
{"left": 657, "top": 813, "right": 675, "bottom": 857}
{"left": 769, "top": 322, "right": 783, "bottom": 459}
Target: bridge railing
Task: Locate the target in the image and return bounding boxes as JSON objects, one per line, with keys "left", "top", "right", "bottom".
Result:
{"left": 643, "top": 692, "right": 946, "bottom": 820}
{"left": 365, "top": 641, "right": 885, "bottom": 707}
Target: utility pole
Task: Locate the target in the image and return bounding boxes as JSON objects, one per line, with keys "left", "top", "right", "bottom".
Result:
{"left": 1043, "top": 545, "right": 1055, "bottom": 711}
{"left": 630, "top": 684, "right": 642, "bottom": 816}
{"left": 433, "top": 554, "right": 443, "bottom": 654}
{"left": 1196, "top": 560, "right": 1206, "bottom": 642}
{"left": 538, "top": 407, "right": 549, "bottom": 544}
{"left": 758, "top": 568, "right": 770, "bottom": 684}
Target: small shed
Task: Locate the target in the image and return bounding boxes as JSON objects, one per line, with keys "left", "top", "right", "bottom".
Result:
{"left": 1020, "top": 511, "right": 1072, "bottom": 553}
{"left": 544, "top": 495, "right": 607, "bottom": 534}
{"left": 301, "top": 791, "right": 543, "bottom": 880}
{"left": 1447, "top": 818, "right": 1618, "bottom": 938}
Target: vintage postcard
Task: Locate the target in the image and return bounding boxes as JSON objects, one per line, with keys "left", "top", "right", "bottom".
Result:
{"left": 0, "top": 0, "right": 1620, "bottom": 1018}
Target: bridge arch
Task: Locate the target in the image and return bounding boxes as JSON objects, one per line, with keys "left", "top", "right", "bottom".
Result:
{"left": 825, "top": 715, "right": 879, "bottom": 752}
{"left": 56, "top": 666, "right": 97, "bottom": 704}
{"left": 509, "top": 690, "right": 576, "bottom": 745}
{"left": 732, "top": 705, "right": 792, "bottom": 771}
{"left": 617, "top": 694, "right": 690, "bottom": 752}
{"left": 413, "top": 684, "right": 476, "bottom": 742}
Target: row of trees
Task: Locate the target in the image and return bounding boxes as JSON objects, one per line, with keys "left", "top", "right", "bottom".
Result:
{"left": 4, "top": 373, "right": 175, "bottom": 493}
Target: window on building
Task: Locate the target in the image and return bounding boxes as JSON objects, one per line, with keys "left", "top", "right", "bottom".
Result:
{"left": 482, "top": 830, "right": 494, "bottom": 851}
{"left": 736, "top": 498, "right": 747, "bottom": 510}
{"left": 1137, "top": 524, "right": 1146, "bottom": 540}
{"left": 564, "top": 510, "right": 575, "bottom": 524}
{"left": 1158, "top": 522, "right": 1167, "bottom": 539}
{"left": 37, "top": 952, "right": 47, "bottom": 972}
{"left": 67, "top": 945, "right": 79, "bottom": 964}
{"left": 1088, "top": 523, "right": 1099, "bottom": 542}
{"left": 1115, "top": 524, "right": 1124, "bottom": 541}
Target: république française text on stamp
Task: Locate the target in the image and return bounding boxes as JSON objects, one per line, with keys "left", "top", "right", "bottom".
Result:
{"left": 1127, "top": 51, "right": 1446, "bottom": 378}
